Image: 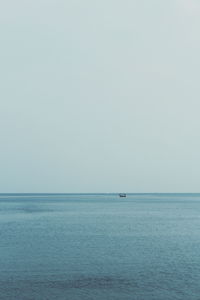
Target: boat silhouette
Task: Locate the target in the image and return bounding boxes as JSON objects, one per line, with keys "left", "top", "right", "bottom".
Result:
{"left": 119, "top": 193, "right": 126, "bottom": 198}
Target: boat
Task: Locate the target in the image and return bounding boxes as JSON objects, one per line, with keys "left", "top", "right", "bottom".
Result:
{"left": 119, "top": 193, "right": 126, "bottom": 197}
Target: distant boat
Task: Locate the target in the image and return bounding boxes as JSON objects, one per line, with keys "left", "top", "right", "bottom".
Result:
{"left": 119, "top": 193, "right": 126, "bottom": 198}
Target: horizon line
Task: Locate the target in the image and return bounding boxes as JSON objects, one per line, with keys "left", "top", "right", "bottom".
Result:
{"left": 1, "top": 192, "right": 200, "bottom": 195}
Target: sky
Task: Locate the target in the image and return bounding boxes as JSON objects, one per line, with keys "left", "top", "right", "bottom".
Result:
{"left": 0, "top": 0, "right": 200, "bottom": 193}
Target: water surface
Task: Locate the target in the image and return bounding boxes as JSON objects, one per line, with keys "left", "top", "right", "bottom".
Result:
{"left": 0, "top": 193, "right": 200, "bottom": 299}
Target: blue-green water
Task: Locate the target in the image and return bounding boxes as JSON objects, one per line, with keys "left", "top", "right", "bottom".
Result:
{"left": 0, "top": 193, "right": 200, "bottom": 300}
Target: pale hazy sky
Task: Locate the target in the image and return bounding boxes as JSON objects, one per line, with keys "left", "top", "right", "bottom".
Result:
{"left": 1, "top": 0, "right": 200, "bottom": 192}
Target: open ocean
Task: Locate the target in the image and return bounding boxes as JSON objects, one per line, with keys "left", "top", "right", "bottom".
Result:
{"left": 0, "top": 193, "right": 200, "bottom": 300}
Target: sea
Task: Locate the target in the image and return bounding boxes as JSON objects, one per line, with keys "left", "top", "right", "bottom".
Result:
{"left": 0, "top": 193, "right": 200, "bottom": 300}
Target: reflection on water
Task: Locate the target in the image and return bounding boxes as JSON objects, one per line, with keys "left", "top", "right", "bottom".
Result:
{"left": 1, "top": 194, "right": 200, "bottom": 300}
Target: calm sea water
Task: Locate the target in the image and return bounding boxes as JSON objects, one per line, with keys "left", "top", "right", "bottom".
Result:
{"left": 0, "top": 193, "right": 200, "bottom": 300}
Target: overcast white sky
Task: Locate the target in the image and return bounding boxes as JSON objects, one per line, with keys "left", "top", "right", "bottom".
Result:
{"left": 0, "top": 0, "right": 200, "bottom": 192}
